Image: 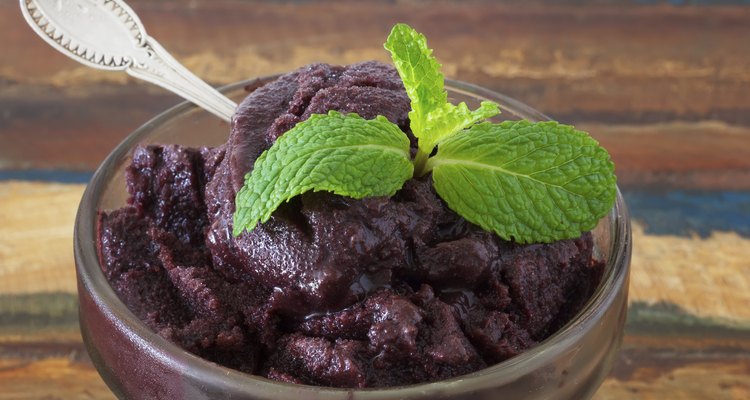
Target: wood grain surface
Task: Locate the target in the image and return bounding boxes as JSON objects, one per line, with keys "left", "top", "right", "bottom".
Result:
{"left": 1, "top": 0, "right": 749, "bottom": 399}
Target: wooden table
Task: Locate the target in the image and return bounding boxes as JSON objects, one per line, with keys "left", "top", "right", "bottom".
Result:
{"left": 1, "top": 1, "right": 749, "bottom": 398}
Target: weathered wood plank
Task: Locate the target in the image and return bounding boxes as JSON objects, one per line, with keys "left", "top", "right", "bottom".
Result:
{"left": 0, "top": 182, "right": 82, "bottom": 295}
{"left": 586, "top": 122, "right": 750, "bottom": 191}
{"left": 6, "top": 2, "right": 750, "bottom": 123}
{"left": 0, "top": 357, "right": 114, "bottom": 400}
{"left": 3, "top": 103, "right": 750, "bottom": 189}
{"left": 0, "top": 87, "right": 177, "bottom": 171}
{"left": 629, "top": 223, "right": 750, "bottom": 322}
{"left": 597, "top": 304, "right": 750, "bottom": 400}
{"left": 598, "top": 356, "right": 750, "bottom": 400}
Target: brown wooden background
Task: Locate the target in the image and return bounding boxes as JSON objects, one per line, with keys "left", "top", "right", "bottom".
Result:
{"left": 1, "top": 1, "right": 749, "bottom": 399}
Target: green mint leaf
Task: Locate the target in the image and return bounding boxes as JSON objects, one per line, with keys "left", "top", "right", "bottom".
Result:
{"left": 384, "top": 23, "right": 500, "bottom": 154}
{"left": 233, "top": 111, "right": 413, "bottom": 236}
{"left": 427, "top": 120, "right": 616, "bottom": 243}
{"left": 384, "top": 23, "right": 445, "bottom": 145}
{"left": 423, "top": 100, "right": 500, "bottom": 150}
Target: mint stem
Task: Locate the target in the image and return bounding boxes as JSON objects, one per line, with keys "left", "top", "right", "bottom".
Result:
{"left": 413, "top": 150, "right": 430, "bottom": 177}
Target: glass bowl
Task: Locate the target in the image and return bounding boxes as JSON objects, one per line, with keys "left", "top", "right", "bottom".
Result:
{"left": 75, "top": 77, "right": 632, "bottom": 400}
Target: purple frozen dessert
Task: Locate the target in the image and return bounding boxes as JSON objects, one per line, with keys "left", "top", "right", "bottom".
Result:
{"left": 97, "top": 61, "right": 603, "bottom": 388}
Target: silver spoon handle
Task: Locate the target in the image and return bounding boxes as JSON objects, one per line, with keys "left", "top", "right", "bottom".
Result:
{"left": 21, "top": 0, "right": 237, "bottom": 122}
{"left": 127, "top": 38, "right": 236, "bottom": 121}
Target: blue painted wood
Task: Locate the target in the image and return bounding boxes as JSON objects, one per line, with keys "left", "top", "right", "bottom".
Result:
{"left": 623, "top": 190, "right": 750, "bottom": 237}
{"left": 0, "top": 170, "right": 92, "bottom": 184}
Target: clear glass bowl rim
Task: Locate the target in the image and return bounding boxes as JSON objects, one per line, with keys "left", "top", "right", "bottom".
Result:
{"left": 74, "top": 77, "right": 631, "bottom": 398}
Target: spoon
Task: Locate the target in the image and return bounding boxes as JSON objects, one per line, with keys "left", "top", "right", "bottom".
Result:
{"left": 20, "top": 0, "right": 237, "bottom": 122}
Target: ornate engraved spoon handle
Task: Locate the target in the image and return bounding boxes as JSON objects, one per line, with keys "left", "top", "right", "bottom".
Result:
{"left": 20, "top": 0, "right": 237, "bottom": 122}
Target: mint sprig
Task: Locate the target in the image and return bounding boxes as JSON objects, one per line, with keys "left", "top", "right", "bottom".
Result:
{"left": 232, "top": 24, "right": 617, "bottom": 244}
{"left": 233, "top": 111, "right": 412, "bottom": 236}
